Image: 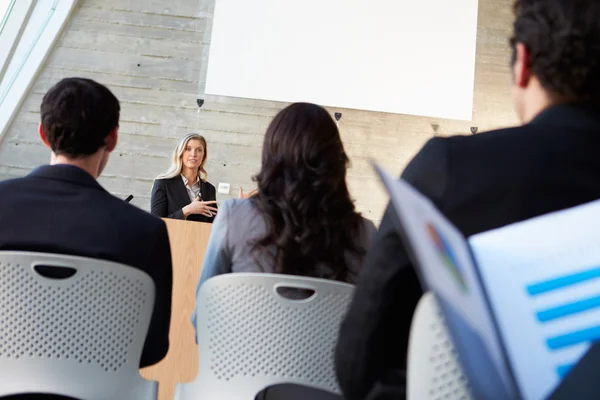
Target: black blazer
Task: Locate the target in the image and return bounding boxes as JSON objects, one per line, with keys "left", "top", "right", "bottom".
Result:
{"left": 151, "top": 176, "right": 217, "bottom": 223}
{"left": 335, "top": 103, "right": 600, "bottom": 400}
{"left": 0, "top": 165, "right": 172, "bottom": 370}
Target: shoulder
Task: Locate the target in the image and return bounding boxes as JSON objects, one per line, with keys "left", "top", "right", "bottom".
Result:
{"left": 436, "top": 125, "right": 546, "bottom": 174}
{"left": 202, "top": 180, "right": 216, "bottom": 191}
{"left": 0, "top": 178, "right": 18, "bottom": 191}
{"left": 401, "top": 137, "right": 451, "bottom": 202}
{"left": 103, "top": 193, "right": 167, "bottom": 233}
{"left": 360, "top": 216, "right": 377, "bottom": 234}
{"left": 438, "top": 125, "right": 536, "bottom": 155}
{"left": 0, "top": 178, "right": 22, "bottom": 208}
{"left": 402, "top": 136, "right": 449, "bottom": 178}
{"left": 0, "top": 176, "right": 34, "bottom": 201}
{"left": 211, "top": 199, "right": 265, "bottom": 255}
{"left": 213, "top": 198, "right": 263, "bottom": 231}
{"left": 152, "top": 177, "right": 183, "bottom": 195}
{"left": 403, "top": 126, "right": 532, "bottom": 198}
{"left": 417, "top": 125, "right": 531, "bottom": 153}
{"left": 153, "top": 177, "right": 180, "bottom": 186}
{"left": 218, "top": 198, "right": 257, "bottom": 216}
{"left": 356, "top": 216, "right": 377, "bottom": 245}
{"left": 0, "top": 175, "right": 30, "bottom": 188}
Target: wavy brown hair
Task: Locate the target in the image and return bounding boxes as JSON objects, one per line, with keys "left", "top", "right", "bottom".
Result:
{"left": 251, "top": 103, "right": 365, "bottom": 282}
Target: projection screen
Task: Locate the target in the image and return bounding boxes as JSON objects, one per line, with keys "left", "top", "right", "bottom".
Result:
{"left": 205, "top": 0, "right": 479, "bottom": 121}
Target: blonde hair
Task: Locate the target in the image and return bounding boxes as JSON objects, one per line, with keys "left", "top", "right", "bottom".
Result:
{"left": 156, "top": 133, "right": 209, "bottom": 181}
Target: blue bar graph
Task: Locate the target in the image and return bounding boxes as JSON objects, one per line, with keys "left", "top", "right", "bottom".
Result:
{"left": 536, "top": 295, "right": 600, "bottom": 322}
{"left": 526, "top": 266, "right": 600, "bottom": 296}
{"left": 526, "top": 266, "right": 600, "bottom": 379}
{"left": 556, "top": 364, "right": 574, "bottom": 378}
{"left": 546, "top": 326, "right": 600, "bottom": 350}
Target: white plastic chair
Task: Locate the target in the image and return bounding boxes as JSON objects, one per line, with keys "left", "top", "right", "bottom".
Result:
{"left": 174, "top": 273, "right": 354, "bottom": 400}
{"left": 407, "top": 291, "right": 472, "bottom": 400}
{"left": 0, "top": 251, "right": 158, "bottom": 399}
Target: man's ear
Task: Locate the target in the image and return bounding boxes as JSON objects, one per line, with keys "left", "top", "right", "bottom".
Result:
{"left": 513, "top": 42, "right": 532, "bottom": 89}
{"left": 105, "top": 127, "right": 118, "bottom": 152}
{"left": 38, "top": 123, "right": 51, "bottom": 149}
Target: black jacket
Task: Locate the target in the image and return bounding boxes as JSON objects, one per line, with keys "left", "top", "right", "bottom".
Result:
{"left": 0, "top": 165, "right": 173, "bottom": 399}
{"left": 335, "top": 103, "right": 600, "bottom": 400}
{"left": 0, "top": 165, "right": 172, "bottom": 367}
{"left": 151, "top": 176, "right": 217, "bottom": 223}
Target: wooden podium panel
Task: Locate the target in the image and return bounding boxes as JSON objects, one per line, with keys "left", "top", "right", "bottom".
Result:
{"left": 140, "top": 219, "right": 212, "bottom": 400}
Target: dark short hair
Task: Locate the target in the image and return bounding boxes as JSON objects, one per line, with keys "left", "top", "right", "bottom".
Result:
{"left": 510, "top": 0, "right": 600, "bottom": 103}
{"left": 40, "top": 78, "right": 120, "bottom": 157}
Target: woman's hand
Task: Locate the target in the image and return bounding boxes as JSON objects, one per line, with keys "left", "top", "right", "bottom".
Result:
{"left": 183, "top": 198, "right": 218, "bottom": 218}
{"left": 238, "top": 187, "right": 258, "bottom": 199}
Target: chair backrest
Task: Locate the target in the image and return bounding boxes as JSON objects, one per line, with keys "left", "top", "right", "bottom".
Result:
{"left": 0, "top": 251, "right": 158, "bottom": 400}
{"left": 178, "top": 273, "right": 354, "bottom": 400}
{"left": 407, "top": 291, "right": 472, "bottom": 400}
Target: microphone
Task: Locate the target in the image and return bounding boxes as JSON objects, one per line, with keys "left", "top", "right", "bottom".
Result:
{"left": 125, "top": 195, "right": 134, "bottom": 203}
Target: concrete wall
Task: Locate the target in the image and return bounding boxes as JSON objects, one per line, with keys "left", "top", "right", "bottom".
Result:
{"left": 0, "top": 0, "right": 518, "bottom": 222}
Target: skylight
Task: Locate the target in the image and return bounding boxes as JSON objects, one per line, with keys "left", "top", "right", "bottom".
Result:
{"left": 0, "top": 0, "right": 78, "bottom": 142}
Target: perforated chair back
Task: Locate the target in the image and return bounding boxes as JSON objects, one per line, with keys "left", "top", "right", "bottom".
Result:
{"left": 407, "top": 291, "right": 472, "bottom": 400}
{"left": 175, "top": 273, "right": 354, "bottom": 400}
{"left": 0, "top": 251, "right": 158, "bottom": 399}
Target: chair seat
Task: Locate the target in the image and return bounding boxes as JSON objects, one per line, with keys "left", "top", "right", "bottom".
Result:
{"left": 407, "top": 292, "right": 472, "bottom": 400}
{"left": 175, "top": 273, "right": 354, "bottom": 400}
{"left": 0, "top": 251, "right": 158, "bottom": 400}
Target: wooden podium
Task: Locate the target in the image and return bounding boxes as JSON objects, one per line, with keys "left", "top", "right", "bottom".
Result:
{"left": 140, "top": 219, "right": 212, "bottom": 400}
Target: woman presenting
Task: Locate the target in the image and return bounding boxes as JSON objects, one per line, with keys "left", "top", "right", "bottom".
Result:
{"left": 151, "top": 134, "right": 219, "bottom": 223}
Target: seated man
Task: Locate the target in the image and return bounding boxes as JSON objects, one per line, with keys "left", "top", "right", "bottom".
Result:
{"left": 0, "top": 78, "right": 172, "bottom": 399}
{"left": 335, "top": 0, "right": 600, "bottom": 398}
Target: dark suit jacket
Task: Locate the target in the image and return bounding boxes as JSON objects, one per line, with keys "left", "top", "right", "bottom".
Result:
{"left": 0, "top": 165, "right": 172, "bottom": 369}
{"left": 151, "top": 176, "right": 217, "bottom": 223}
{"left": 549, "top": 342, "right": 600, "bottom": 399}
{"left": 335, "top": 103, "right": 600, "bottom": 400}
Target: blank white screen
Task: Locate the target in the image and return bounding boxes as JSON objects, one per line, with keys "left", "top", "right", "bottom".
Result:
{"left": 205, "top": 0, "right": 479, "bottom": 121}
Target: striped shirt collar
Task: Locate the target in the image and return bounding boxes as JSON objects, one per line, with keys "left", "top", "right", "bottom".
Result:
{"left": 180, "top": 174, "right": 200, "bottom": 187}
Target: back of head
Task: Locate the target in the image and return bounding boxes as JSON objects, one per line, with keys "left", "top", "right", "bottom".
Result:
{"left": 41, "top": 77, "right": 120, "bottom": 157}
{"left": 511, "top": 0, "right": 600, "bottom": 104}
{"left": 252, "top": 102, "right": 365, "bottom": 282}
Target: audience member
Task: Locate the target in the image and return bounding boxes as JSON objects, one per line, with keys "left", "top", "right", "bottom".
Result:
{"left": 0, "top": 77, "right": 173, "bottom": 399}
{"left": 193, "top": 102, "right": 375, "bottom": 293}
{"left": 193, "top": 102, "right": 375, "bottom": 399}
{"left": 335, "top": 0, "right": 600, "bottom": 399}
{"left": 151, "top": 134, "right": 219, "bottom": 223}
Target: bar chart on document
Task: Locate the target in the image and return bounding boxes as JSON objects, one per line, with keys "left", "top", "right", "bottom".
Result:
{"left": 526, "top": 264, "right": 600, "bottom": 378}
{"left": 469, "top": 199, "right": 600, "bottom": 400}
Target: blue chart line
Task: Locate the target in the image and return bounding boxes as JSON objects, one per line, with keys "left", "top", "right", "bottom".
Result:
{"left": 546, "top": 326, "right": 600, "bottom": 350}
{"left": 556, "top": 364, "right": 574, "bottom": 378}
{"left": 537, "top": 295, "right": 600, "bottom": 322}
{"left": 527, "top": 266, "right": 600, "bottom": 296}
{"left": 527, "top": 267, "right": 600, "bottom": 379}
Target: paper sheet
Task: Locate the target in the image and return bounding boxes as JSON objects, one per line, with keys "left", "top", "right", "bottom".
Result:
{"left": 471, "top": 200, "right": 600, "bottom": 400}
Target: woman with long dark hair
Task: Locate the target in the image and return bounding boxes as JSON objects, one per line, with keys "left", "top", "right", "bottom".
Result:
{"left": 194, "top": 102, "right": 375, "bottom": 288}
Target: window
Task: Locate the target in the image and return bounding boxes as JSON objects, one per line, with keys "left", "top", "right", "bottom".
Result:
{"left": 0, "top": 0, "right": 12, "bottom": 22}
{"left": 0, "top": 0, "right": 79, "bottom": 141}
